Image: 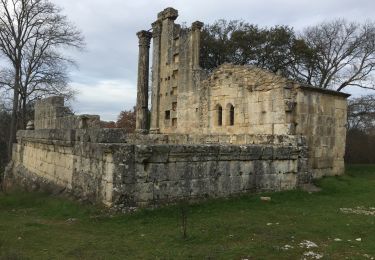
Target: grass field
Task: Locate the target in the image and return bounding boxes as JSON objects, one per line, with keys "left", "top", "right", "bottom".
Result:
{"left": 0, "top": 165, "right": 374, "bottom": 259}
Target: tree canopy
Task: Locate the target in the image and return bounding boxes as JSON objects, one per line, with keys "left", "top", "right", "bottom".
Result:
{"left": 200, "top": 19, "right": 375, "bottom": 92}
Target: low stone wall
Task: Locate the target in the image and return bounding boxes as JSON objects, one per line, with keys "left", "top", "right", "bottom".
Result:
{"left": 5, "top": 129, "right": 310, "bottom": 207}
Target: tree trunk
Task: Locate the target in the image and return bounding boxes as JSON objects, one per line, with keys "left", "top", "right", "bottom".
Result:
{"left": 21, "top": 94, "right": 27, "bottom": 129}
{"left": 7, "top": 68, "right": 21, "bottom": 160}
{"left": 7, "top": 88, "right": 19, "bottom": 159}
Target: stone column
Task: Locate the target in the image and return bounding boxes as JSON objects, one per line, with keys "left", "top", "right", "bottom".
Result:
{"left": 191, "top": 21, "right": 204, "bottom": 69}
{"left": 149, "top": 21, "right": 162, "bottom": 134}
{"left": 135, "top": 30, "right": 153, "bottom": 134}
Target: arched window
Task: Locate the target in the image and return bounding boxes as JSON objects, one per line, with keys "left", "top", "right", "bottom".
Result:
{"left": 226, "top": 103, "right": 234, "bottom": 126}
{"left": 216, "top": 104, "right": 223, "bottom": 126}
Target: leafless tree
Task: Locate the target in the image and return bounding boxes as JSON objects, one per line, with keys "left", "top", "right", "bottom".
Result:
{"left": 345, "top": 94, "right": 375, "bottom": 164}
{"left": 347, "top": 94, "right": 375, "bottom": 132}
{"left": 293, "top": 19, "right": 375, "bottom": 91}
{"left": 0, "top": 0, "right": 84, "bottom": 158}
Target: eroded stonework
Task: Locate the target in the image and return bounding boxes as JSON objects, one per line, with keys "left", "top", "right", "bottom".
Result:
{"left": 5, "top": 8, "right": 349, "bottom": 208}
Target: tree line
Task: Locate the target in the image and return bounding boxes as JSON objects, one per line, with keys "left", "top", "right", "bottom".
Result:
{"left": 345, "top": 94, "right": 375, "bottom": 163}
{"left": 200, "top": 19, "right": 375, "bottom": 92}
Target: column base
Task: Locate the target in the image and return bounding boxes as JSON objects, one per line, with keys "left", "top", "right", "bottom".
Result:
{"left": 149, "top": 128, "right": 160, "bottom": 134}
{"left": 135, "top": 129, "right": 149, "bottom": 135}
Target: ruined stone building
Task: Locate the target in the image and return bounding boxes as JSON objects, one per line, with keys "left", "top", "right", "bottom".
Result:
{"left": 5, "top": 8, "right": 349, "bottom": 208}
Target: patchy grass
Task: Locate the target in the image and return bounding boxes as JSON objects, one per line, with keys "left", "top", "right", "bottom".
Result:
{"left": 0, "top": 165, "right": 374, "bottom": 259}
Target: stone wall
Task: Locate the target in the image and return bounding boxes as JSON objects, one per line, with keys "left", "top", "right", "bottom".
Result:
{"left": 198, "top": 65, "right": 293, "bottom": 136}
{"left": 6, "top": 129, "right": 309, "bottom": 208}
{"left": 35, "top": 96, "right": 100, "bottom": 130}
{"left": 295, "top": 86, "right": 348, "bottom": 178}
{"left": 149, "top": 8, "right": 204, "bottom": 134}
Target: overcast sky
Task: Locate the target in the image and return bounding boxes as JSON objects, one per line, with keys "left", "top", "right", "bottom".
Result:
{"left": 52, "top": 0, "right": 375, "bottom": 121}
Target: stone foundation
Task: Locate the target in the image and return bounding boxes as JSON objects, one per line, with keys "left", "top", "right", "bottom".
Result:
{"left": 5, "top": 129, "right": 310, "bottom": 207}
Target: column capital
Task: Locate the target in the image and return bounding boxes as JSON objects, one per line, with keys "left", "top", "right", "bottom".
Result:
{"left": 191, "top": 21, "right": 204, "bottom": 31}
{"left": 137, "top": 30, "right": 153, "bottom": 47}
{"left": 157, "top": 7, "right": 178, "bottom": 21}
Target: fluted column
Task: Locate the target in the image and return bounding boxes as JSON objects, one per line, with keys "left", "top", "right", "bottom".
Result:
{"left": 135, "top": 30, "right": 152, "bottom": 134}
{"left": 149, "top": 21, "right": 162, "bottom": 134}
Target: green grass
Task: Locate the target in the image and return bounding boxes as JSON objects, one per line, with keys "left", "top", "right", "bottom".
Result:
{"left": 0, "top": 165, "right": 374, "bottom": 259}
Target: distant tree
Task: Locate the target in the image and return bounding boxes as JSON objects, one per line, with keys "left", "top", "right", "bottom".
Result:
{"left": 200, "top": 20, "right": 313, "bottom": 77}
{"left": 0, "top": 102, "right": 11, "bottom": 173}
{"left": 116, "top": 107, "right": 136, "bottom": 133}
{"left": 201, "top": 19, "right": 375, "bottom": 92}
{"left": 0, "top": 0, "right": 84, "bottom": 158}
{"left": 296, "top": 19, "right": 375, "bottom": 91}
{"left": 345, "top": 94, "right": 375, "bottom": 164}
{"left": 347, "top": 94, "right": 375, "bottom": 132}
{"left": 200, "top": 20, "right": 245, "bottom": 70}
{"left": 100, "top": 121, "right": 116, "bottom": 128}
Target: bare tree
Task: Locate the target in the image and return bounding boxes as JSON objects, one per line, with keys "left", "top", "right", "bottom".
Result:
{"left": 345, "top": 94, "right": 375, "bottom": 164}
{"left": 0, "top": 0, "right": 84, "bottom": 158}
{"left": 294, "top": 19, "right": 375, "bottom": 91}
{"left": 347, "top": 94, "right": 375, "bottom": 132}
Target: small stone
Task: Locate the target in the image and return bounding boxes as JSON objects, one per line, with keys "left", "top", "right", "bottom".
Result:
{"left": 26, "top": 120, "right": 35, "bottom": 130}
{"left": 334, "top": 238, "right": 342, "bottom": 242}
{"left": 299, "top": 240, "right": 318, "bottom": 249}
{"left": 356, "top": 238, "right": 362, "bottom": 242}
{"left": 303, "top": 251, "right": 323, "bottom": 259}
{"left": 281, "top": 244, "right": 294, "bottom": 251}
{"left": 66, "top": 218, "right": 78, "bottom": 223}
{"left": 260, "top": 197, "right": 271, "bottom": 202}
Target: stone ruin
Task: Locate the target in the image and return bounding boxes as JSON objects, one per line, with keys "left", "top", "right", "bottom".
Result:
{"left": 4, "top": 8, "right": 350, "bottom": 208}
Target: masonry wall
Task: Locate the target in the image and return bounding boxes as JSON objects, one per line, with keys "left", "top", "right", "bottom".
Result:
{"left": 10, "top": 130, "right": 115, "bottom": 206}
{"left": 6, "top": 129, "right": 309, "bottom": 208}
{"left": 35, "top": 96, "right": 100, "bottom": 130}
{"left": 150, "top": 8, "right": 204, "bottom": 134}
{"left": 295, "top": 87, "right": 348, "bottom": 178}
{"left": 198, "top": 65, "right": 296, "bottom": 136}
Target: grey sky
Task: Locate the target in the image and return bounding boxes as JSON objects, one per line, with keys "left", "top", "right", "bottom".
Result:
{"left": 53, "top": 0, "right": 375, "bottom": 121}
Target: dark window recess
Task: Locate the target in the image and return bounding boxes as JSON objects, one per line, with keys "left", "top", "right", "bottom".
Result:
{"left": 229, "top": 105, "right": 235, "bottom": 126}
{"left": 217, "top": 105, "right": 223, "bottom": 126}
{"left": 172, "top": 102, "right": 177, "bottom": 111}
{"left": 165, "top": 110, "right": 171, "bottom": 120}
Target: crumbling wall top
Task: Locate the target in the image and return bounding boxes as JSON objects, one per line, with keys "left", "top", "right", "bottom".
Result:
{"left": 34, "top": 96, "right": 100, "bottom": 130}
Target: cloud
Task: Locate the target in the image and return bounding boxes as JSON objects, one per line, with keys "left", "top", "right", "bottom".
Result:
{"left": 71, "top": 79, "right": 136, "bottom": 121}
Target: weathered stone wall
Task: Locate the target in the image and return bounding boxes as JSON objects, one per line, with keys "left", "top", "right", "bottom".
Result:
{"left": 148, "top": 8, "right": 349, "bottom": 179}
{"left": 34, "top": 96, "right": 100, "bottom": 130}
{"left": 152, "top": 59, "right": 349, "bottom": 177}
{"left": 295, "top": 87, "right": 348, "bottom": 178}
{"left": 10, "top": 130, "right": 115, "bottom": 206}
{"left": 197, "top": 65, "right": 294, "bottom": 136}
{"left": 7, "top": 129, "right": 309, "bottom": 207}
{"left": 149, "top": 8, "right": 204, "bottom": 134}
